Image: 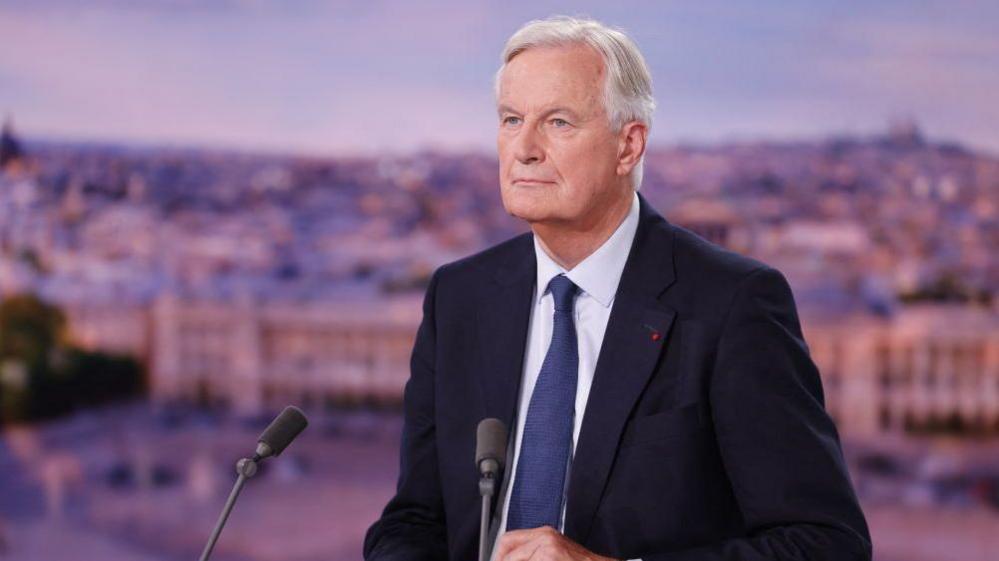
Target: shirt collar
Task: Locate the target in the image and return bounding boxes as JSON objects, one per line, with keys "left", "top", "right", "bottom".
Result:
{"left": 533, "top": 190, "right": 640, "bottom": 308}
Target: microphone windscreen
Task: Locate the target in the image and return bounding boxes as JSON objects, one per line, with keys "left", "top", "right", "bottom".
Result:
{"left": 258, "top": 406, "right": 309, "bottom": 456}
{"left": 476, "top": 418, "right": 508, "bottom": 471}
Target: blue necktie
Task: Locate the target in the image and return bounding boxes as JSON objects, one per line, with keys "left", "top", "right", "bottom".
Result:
{"left": 507, "top": 274, "right": 579, "bottom": 530}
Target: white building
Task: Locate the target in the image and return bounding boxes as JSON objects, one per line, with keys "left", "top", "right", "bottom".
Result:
{"left": 804, "top": 304, "right": 999, "bottom": 437}
{"left": 149, "top": 292, "right": 422, "bottom": 413}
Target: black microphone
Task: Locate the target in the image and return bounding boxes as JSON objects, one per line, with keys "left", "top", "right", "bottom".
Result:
{"left": 476, "top": 417, "right": 507, "bottom": 479}
{"left": 256, "top": 405, "right": 309, "bottom": 459}
{"left": 476, "top": 418, "right": 507, "bottom": 561}
{"left": 198, "top": 406, "right": 309, "bottom": 561}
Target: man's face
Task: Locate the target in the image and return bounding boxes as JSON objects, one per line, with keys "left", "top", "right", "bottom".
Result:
{"left": 496, "top": 43, "right": 629, "bottom": 230}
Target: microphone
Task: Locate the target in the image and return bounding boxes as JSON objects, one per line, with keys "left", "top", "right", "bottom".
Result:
{"left": 476, "top": 418, "right": 507, "bottom": 561}
{"left": 477, "top": 417, "right": 507, "bottom": 479}
{"left": 198, "top": 406, "right": 309, "bottom": 561}
{"left": 255, "top": 405, "right": 309, "bottom": 459}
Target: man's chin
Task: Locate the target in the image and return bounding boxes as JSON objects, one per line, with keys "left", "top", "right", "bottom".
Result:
{"left": 501, "top": 190, "right": 557, "bottom": 223}
{"left": 503, "top": 200, "right": 552, "bottom": 224}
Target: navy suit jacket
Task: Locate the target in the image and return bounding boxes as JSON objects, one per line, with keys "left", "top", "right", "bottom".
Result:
{"left": 364, "top": 193, "right": 872, "bottom": 561}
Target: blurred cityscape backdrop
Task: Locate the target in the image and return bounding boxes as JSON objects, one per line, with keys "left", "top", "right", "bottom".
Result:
{"left": 1, "top": 2, "right": 997, "bottom": 561}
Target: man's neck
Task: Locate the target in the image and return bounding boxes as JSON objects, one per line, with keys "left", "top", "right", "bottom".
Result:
{"left": 532, "top": 191, "right": 634, "bottom": 271}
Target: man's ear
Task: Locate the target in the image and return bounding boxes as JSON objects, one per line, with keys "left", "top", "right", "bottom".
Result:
{"left": 616, "top": 120, "right": 648, "bottom": 177}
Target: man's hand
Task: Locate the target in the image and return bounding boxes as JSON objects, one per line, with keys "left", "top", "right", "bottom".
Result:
{"left": 494, "top": 527, "right": 620, "bottom": 561}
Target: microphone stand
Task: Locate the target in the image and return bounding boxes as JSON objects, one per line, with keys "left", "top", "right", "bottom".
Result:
{"left": 478, "top": 461, "right": 499, "bottom": 561}
{"left": 197, "top": 445, "right": 268, "bottom": 561}
{"left": 197, "top": 406, "right": 307, "bottom": 561}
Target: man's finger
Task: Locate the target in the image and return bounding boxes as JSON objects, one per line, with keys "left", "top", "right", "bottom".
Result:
{"left": 497, "top": 531, "right": 556, "bottom": 561}
{"left": 494, "top": 527, "right": 560, "bottom": 561}
{"left": 493, "top": 528, "right": 541, "bottom": 560}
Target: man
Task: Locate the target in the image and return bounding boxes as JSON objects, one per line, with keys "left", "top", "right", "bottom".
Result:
{"left": 364, "top": 16, "right": 871, "bottom": 561}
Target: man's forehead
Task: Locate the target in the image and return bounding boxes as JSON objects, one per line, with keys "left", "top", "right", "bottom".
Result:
{"left": 497, "top": 44, "right": 605, "bottom": 112}
{"left": 502, "top": 43, "right": 604, "bottom": 82}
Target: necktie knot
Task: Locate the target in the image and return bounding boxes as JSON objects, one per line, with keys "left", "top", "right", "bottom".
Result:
{"left": 547, "top": 275, "right": 578, "bottom": 312}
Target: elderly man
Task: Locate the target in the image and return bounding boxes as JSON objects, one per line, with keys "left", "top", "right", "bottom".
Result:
{"left": 364, "top": 16, "right": 871, "bottom": 561}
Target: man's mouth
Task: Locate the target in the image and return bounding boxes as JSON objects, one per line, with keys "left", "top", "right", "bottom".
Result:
{"left": 512, "top": 178, "right": 556, "bottom": 185}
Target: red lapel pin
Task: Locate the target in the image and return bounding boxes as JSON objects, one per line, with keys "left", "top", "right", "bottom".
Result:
{"left": 644, "top": 324, "right": 662, "bottom": 342}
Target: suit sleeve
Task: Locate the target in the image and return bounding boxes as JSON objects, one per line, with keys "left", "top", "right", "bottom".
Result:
{"left": 363, "top": 267, "right": 449, "bottom": 561}
{"left": 646, "top": 266, "right": 872, "bottom": 561}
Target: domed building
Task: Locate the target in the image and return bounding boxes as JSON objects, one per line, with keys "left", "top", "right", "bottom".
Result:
{"left": 0, "top": 115, "right": 26, "bottom": 173}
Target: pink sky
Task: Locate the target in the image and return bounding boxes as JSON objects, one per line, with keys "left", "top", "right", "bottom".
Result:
{"left": 3, "top": 1, "right": 997, "bottom": 155}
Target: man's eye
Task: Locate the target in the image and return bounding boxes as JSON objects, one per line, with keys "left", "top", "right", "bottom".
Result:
{"left": 503, "top": 116, "right": 521, "bottom": 125}
{"left": 552, "top": 118, "right": 569, "bottom": 127}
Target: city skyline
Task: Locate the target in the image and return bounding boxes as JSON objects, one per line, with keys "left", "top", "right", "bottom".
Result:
{"left": 3, "top": 0, "right": 999, "bottom": 156}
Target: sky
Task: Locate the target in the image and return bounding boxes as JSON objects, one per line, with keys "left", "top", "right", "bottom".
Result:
{"left": 2, "top": 0, "right": 998, "bottom": 155}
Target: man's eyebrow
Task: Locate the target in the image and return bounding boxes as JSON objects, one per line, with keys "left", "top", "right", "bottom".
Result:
{"left": 544, "top": 107, "right": 581, "bottom": 120}
{"left": 497, "top": 104, "right": 520, "bottom": 116}
{"left": 496, "top": 105, "right": 582, "bottom": 119}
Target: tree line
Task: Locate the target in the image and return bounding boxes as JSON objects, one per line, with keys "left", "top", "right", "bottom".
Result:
{"left": 0, "top": 294, "right": 144, "bottom": 424}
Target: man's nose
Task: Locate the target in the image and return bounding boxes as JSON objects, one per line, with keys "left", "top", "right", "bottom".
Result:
{"left": 513, "top": 125, "right": 544, "bottom": 165}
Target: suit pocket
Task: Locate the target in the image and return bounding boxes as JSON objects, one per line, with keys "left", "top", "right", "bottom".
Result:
{"left": 619, "top": 403, "right": 704, "bottom": 448}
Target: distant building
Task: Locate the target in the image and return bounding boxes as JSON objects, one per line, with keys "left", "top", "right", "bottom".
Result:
{"left": 148, "top": 292, "right": 422, "bottom": 413}
{"left": 0, "top": 116, "right": 25, "bottom": 172}
{"left": 667, "top": 197, "right": 753, "bottom": 253}
{"left": 804, "top": 304, "right": 999, "bottom": 438}
{"left": 62, "top": 301, "right": 151, "bottom": 360}
{"left": 770, "top": 220, "right": 870, "bottom": 256}
{"left": 885, "top": 117, "right": 926, "bottom": 149}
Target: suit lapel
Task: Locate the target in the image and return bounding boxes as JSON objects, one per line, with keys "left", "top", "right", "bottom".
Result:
{"left": 476, "top": 235, "right": 536, "bottom": 433}
{"left": 564, "top": 194, "right": 678, "bottom": 543}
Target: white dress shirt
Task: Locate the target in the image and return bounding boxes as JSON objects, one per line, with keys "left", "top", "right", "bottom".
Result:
{"left": 490, "top": 191, "right": 641, "bottom": 560}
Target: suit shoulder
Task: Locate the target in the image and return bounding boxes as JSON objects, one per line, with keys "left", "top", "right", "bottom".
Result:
{"left": 671, "top": 224, "right": 769, "bottom": 278}
{"left": 667, "top": 223, "right": 791, "bottom": 309}
{"left": 433, "top": 231, "right": 532, "bottom": 284}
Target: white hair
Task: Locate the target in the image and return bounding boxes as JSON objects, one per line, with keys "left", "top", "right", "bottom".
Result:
{"left": 494, "top": 15, "right": 656, "bottom": 190}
